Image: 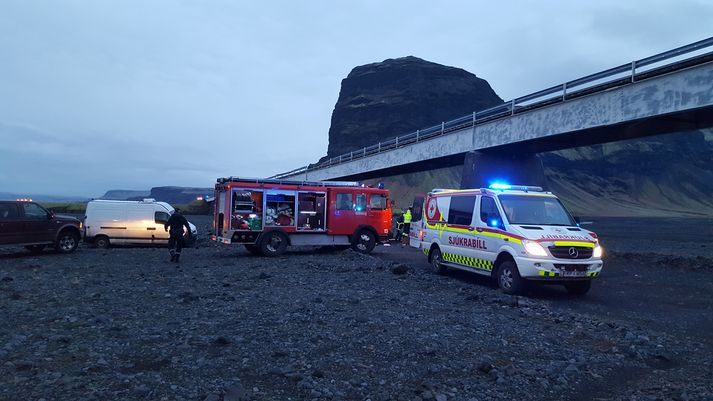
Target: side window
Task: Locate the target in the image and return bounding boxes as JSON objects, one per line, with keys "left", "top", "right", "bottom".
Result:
{"left": 155, "top": 211, "right": 170, "bottom": 224}
{"left": 0, "top": 203, "right": 19, "bottom": 220}
{"left": 355, "top": 194, "right": 367, "bottom": 212}
{"left": 447, "top": 196, "right": 476, "bottom": 225}
{"left": 368, "top": 194, "right": 387, "bottom": 210}
{"left": 336, "top": 193, "right": 352, "bottom": 211}
{"left": 480, "top": 197, "right": 502, "bottom": 225}
{"left": 22, "top": 203, "right": 48, "bottom": 220}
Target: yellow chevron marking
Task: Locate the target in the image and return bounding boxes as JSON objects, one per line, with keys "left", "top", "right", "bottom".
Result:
{"left": 554, "top": 241, "right": 595, "bottom": 248}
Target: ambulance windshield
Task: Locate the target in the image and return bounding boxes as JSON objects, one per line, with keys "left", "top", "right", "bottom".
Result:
{"left": 498, "top": 195, "right": 576, "bottom": 226}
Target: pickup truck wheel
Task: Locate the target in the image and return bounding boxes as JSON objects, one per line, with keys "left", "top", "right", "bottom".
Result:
{"left": 94, "top": 235, "right": 110, "bottom": 249}
{"left": 56, "top": 231, "right": 79, "bottom": 254}
{"left": 565, "top": 280, "right": 591, "bottom": 296}
{"left": 25, "top": 245, "right": 45, "bottom": 254}
{"left": 260, "top": 231, "right": 288, "bottom": 256}
{"left": 497, "top": 260, "right": 525, "bottom": 295}
{"left": 351, "top": 229, "right": 376, "bottom": 254}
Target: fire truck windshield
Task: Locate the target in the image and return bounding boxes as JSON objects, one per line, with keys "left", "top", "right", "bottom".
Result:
{"left": 498, "top": 195, "right": 576, "bottom": 226}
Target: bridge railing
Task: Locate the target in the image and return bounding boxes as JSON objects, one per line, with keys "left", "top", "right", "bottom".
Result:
{"left": 271, "top": 36, "right": 713, "bottom": 179}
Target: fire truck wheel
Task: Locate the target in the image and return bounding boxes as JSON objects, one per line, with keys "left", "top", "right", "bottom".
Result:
{"left": 94, "top": 235, "right": 110, "bottom": 249}
{"left": 429, "top": 247, "right": 447, "bottom": 275}
{"left": 260, "top": 231, "right": 288, "bottom": 256}
{"left": 564, "top": 280, "right": 591, "bottom": 296}
{"left": 352, "top": 229, "right": 376, "bottom": 254}
{"left": 496, "top": 260, "right": 525, "bottom": 295}
{"left": 244, "top": 244, "right": 262, "bottom": 255}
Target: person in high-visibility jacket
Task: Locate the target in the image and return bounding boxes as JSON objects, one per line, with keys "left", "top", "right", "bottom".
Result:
{"left": 402, "top": 207, "right": 412, "bottom": 247}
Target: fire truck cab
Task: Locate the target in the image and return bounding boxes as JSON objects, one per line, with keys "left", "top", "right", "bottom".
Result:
{"left": 212, "top": 177, "right": 392, "bottom": 256}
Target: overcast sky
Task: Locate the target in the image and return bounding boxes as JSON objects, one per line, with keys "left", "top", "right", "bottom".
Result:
{"left": 1, "top": 0, "right": 711, "bottom": 197}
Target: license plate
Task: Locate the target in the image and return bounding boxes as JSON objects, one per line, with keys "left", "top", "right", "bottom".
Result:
{"left": 562, "top": 270, "right": 585, "bottom": 277}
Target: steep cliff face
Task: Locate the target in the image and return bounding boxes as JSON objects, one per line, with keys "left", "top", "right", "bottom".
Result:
{"left": 543, "top": 130, "right": 713, "bottom": 216}
{"left": 325, "top": 56, "right": 503, "bottom": 159}
{"left": 329, "top": 58, "right": 713, "bottom": 217}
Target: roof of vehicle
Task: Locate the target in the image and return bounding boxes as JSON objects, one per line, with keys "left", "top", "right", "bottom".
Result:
{"left": 88, "top": 199, "right": 173, "bottom": 207}
{"left": 429, "top": 186, "right": 556, "bottom": 197}
{"left": 220, "top": 178, "right": 389, "bottom": 193}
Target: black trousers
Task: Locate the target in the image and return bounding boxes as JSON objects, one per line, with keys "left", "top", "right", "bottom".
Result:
{"left": 168, "top": 230, "right": 185, "bottom": 255}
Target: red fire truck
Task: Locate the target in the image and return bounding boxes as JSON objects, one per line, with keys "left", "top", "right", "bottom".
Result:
{"left": 211, "top": 177, "right": 392, "bottom": 256}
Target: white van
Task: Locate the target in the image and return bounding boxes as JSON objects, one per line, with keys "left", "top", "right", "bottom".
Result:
{"left": 410, "top": 184, "right": 603, "bottom": 295}
{"left": 84, "top": 199, "right": 198, "bottom": 248}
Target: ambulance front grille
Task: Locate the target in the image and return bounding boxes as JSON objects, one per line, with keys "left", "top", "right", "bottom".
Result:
{"left": 548, "top": 246, "right": 593, "bottom": 259}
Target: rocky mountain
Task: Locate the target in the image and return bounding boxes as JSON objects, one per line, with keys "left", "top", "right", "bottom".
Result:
{"left": 324, "top": 56, "right": 502, "bottom": 160}
{"left": 327, "top": 57, "right": 713, "bottom": 217}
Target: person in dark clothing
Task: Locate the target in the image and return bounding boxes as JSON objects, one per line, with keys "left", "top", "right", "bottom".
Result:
{"left": 164, "top": 208, "right": 191, "bottom": 262}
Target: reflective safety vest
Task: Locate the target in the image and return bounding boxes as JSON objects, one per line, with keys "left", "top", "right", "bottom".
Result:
{"left": 403, "top": 210, "right": 412, "bottom": 224}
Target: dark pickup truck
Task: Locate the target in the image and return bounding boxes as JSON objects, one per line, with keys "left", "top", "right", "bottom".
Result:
{"left": 0, "top": 200, "right": 81, "bottom": 254}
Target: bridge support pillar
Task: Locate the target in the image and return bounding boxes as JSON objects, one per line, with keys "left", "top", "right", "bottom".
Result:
{"left": 460, "top": 151, "right": 548, "bottom": 190}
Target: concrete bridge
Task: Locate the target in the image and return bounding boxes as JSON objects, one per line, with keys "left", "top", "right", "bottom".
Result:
{"left": 272, "top": 37, "right": 713, "bottom": 187}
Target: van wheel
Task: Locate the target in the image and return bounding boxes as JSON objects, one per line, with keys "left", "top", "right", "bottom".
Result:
{"left": 497, "top": 260, "right": 525, "bottom": 295}
{"left": 260, "top": 231, "right": 288, "bottom": 256}
{"left": 429, "top": 247, "right": 447, "bottom": 275}
{"left": 25, "top": 245, "right": 45, "bottom": 254}
{"left": 56, "top": 231, "right": 79, "bottom": 254}
{"left": 244, "top": 244, "right": 262, "bottom": 255}
{"left": 352, "top": 229, "right": 376, "bottom": 254}
{"left": 95, "top": 236, "right": 110, "bottom": 249}
{"left": 565, "top": 281, "right": 591, "bottom": 296}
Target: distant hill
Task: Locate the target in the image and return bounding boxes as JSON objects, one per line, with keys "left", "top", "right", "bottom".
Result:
{"left": 328, "top": 57, "right": 713, "bottom": 217}
{"left": 99, "top": 189, "right": 150, "bottom": 200}
{"left": 99, "top": 187, "right": 212, "bottom": 204}
{"left": 129, "top": 186, "right": 213, "bottom": 204}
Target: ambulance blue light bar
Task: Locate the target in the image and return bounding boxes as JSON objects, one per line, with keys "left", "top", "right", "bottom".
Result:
{"left": 489, "top": 183, "right": 512, "bottom": 190}
{"left": 488, "top": 183, "right": 544, "bottom": 192}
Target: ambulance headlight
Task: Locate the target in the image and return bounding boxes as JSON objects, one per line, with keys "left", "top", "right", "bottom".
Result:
{"left": 593, "top": 245, "right": 603, "bottom": 258}
{"left": 523, "top": 240, "right": 548, "bottom": 257}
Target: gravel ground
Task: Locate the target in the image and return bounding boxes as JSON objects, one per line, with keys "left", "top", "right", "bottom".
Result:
{"left": 1, "top": 237, "right": 712, "bottom": 401}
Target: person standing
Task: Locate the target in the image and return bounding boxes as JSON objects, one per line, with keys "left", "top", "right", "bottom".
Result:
{"left": 402, "top": 207, "right": 412, "bottom": 247}
{"left": 164, "top": 208, "right": 191, "bottom": 262}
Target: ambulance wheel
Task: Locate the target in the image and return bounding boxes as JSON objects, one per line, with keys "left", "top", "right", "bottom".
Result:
{"left": 260, "top": 231, "right": 288, "bottom": 256}
{"left": 244, "top": 244, "right": 262, "bottom": 255}
{"left": 352, "top": 229, "right": 376, "bottom": 254}
{"left": 429, "top": 247, "right": 447, "bottom": 275}
{"left": 94, "top": 235, "right": 110, "bottom": 249}
{"left": 564, "top": 280, "right": 591, "bottom": 296}
{"left": 497, "top": 260, "right": 525, "bottom": 295}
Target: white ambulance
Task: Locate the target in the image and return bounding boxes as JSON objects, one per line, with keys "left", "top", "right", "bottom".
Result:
{"left": 410, "top": 184, "right": 603, "bottom": 295}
